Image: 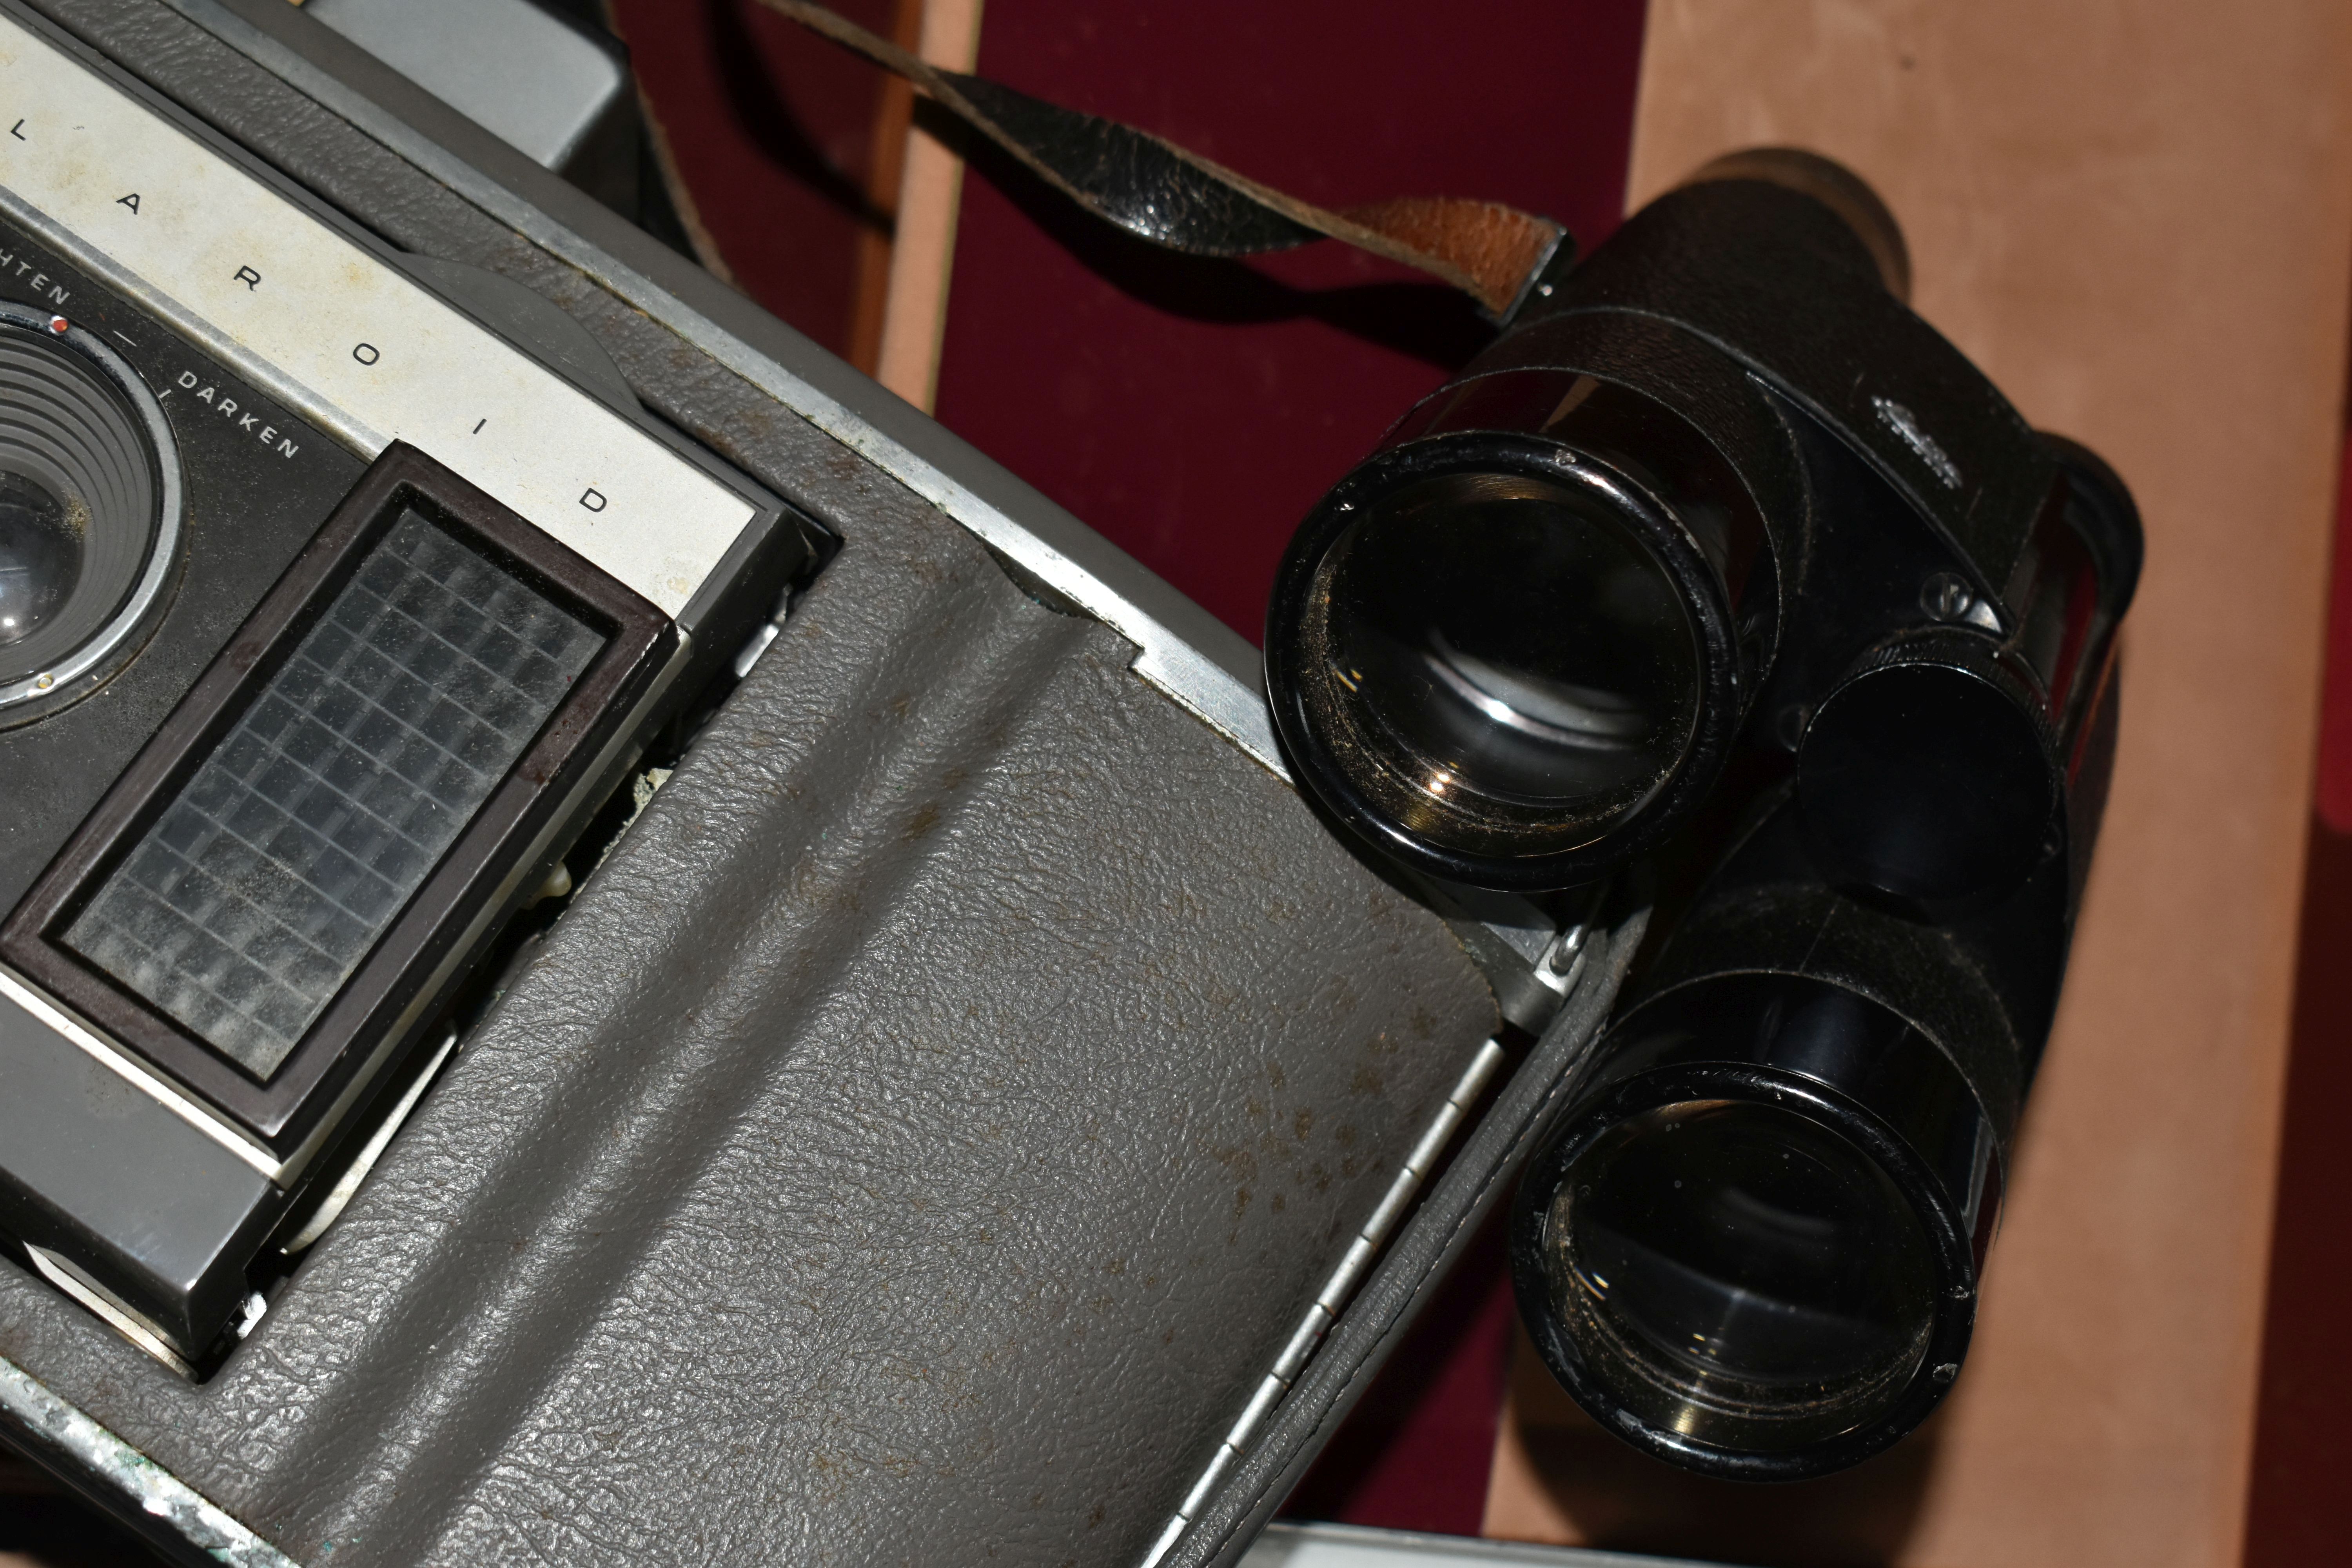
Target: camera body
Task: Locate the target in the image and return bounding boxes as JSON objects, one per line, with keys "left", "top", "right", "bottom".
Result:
{"left": 0, "top": 2, "right": 826, "bottom": 1367}
{"left": 0, "top": 4, "right": 1523, "bottom": 1564}
{"left": 0, "top": 0, "right": 2137, "bottom": 1551}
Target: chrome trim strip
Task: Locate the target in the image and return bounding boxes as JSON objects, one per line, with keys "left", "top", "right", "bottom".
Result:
{"left": 0, "top": 1353, "right": 300, "bottom": 1567}
{"left": 1240, "top": 1521, "right": 1728, "bottom": 1567}
{"left": 1140, "top": 1034, "right": 1514, "bottom": 1568}
{"left": 25, "top": 1246, "right": 194, "bottom": 1374}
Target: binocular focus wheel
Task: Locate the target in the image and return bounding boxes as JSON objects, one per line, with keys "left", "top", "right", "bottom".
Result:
{"left": 1798, "top": 645, "right": 2059, "bottom": 911}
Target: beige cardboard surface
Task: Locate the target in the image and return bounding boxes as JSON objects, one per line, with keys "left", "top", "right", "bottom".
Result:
{"left": 1484, "top": 3, "right": 2352, "bottom": 1564}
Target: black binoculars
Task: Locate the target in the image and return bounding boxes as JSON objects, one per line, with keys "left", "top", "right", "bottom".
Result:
{"left": 1266, "top": 151, "right": 2141, "bottom": 1479}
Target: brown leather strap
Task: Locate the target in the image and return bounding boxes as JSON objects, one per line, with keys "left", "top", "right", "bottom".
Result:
{"left": 757, "top": 0, "right": 1568, "bottom": 318}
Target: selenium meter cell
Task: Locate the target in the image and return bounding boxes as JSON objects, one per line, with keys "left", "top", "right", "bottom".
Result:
{"left": 64, "top": 510, "right": 604, "bottom": 1078}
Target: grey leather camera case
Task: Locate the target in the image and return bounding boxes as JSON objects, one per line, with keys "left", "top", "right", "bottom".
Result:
{"left": 0, "top": 3, "right": 1634, "bottom": 1562}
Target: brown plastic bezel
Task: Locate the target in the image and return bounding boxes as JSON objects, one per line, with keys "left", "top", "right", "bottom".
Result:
{"left": 0, "top": 442, "right": 674, "bottom": 1152}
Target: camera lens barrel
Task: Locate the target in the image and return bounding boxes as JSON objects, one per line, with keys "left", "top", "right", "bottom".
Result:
{"left": 1515, "top": 1016, "right": 1984, "bottom": 1476}
{"left": 1267, "top": 163, "right": 2088, "bottom": 899}
{"left": 0, "top": 303, "right": 181, "bottom": 723}
{"left": 1794, "top": 444, "right": 2142, "bottom": 913}
{"left": 1797, "top": 630, "right": 2060, "bottom": 910}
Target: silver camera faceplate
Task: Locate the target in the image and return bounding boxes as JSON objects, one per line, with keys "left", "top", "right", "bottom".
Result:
{"left": 0, "top": 6, "right": 759, "bottom": 621}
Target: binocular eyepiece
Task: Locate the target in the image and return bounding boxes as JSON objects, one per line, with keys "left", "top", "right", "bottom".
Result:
{"left": 1265, "top": 151, "right": 2141, "bottom": 1478}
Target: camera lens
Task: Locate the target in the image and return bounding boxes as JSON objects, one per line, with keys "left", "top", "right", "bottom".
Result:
{"left": 1509, "top": 845, "right": 2007, "bottom": 1475}
{"left": 0, "top": 470, "right": 81, "bottom": 646}
{"left": 0, "top": 308, "right": 179, "bottom": 719}
{"left": 1542, "top": 1099, "right": 1936, "bottom": 1452}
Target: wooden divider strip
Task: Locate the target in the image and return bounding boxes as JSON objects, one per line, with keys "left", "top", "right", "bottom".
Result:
{"left": 873, "top": 0, "right": 983, "bottom": 410}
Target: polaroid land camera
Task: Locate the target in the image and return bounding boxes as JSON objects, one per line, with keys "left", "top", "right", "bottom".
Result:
{"left": 0, "top": 11, "right": 824, "bottom": 1359}
{"left": 0, "top": 3, "right": 1572, "bottom": 1566}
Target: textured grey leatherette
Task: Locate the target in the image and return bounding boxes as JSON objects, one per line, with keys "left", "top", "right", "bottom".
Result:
{"left": 0, "top": 3, "right": 1503, "bottom": 1564}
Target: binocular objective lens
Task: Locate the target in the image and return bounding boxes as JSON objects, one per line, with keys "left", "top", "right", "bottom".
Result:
{"left": 0, "top": 470, "right": 80, "bottom": 647}
{"left": 1544, "top": 1100, "right": 1936, "bottom": 1450}
{"left": 1320, "top": 472, "right": 1701, "bottom": 848}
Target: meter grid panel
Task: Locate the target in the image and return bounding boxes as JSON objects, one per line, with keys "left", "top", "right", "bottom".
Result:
{"left": 62, "top": 510, "right": 602, "bottom": 1078}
